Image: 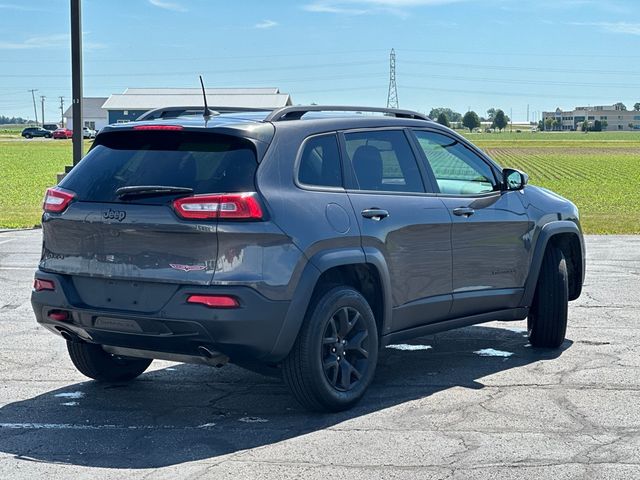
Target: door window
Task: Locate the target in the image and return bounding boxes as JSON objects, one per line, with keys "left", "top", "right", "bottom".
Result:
{"left": 413, "top": 130, "right": 497, "bottom": 195}
{"left": 344, "top": 130, "right": 424, "bottom": 193}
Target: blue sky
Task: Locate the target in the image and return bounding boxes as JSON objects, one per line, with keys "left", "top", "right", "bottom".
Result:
{"left": 0, "top": 0, "right": 639, "bottom": 121}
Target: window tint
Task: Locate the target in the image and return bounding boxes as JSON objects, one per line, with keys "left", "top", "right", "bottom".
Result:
{"left": 60, "top": 131, "right": 257, "bottom": 203}
{"left": 298, "top": 134, "right": 342, "bottom": 188}
{"left": 344, "top": 130, "right": 424, "bottom": 193}
{"left": 413, "top": 130, "right": 496, "bottom": 195}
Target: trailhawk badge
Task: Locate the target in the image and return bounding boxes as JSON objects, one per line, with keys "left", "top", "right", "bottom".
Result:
{"left": 169, "top": 264, "right": 207, "bottom": 272}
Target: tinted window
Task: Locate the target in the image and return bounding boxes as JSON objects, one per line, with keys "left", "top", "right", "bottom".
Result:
{"left": 60, "top": 131, "right": 257, "bottom": 203}
{"left": 344, "top": 130, "right": 424, "bottom": 193}
{"left": 298, "top": 134, "right": 342, "bottom": 188}
{"left": 413, "top": 130, "right": 496, "bottom": 195}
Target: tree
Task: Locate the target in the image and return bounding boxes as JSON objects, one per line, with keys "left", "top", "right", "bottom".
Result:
{"left": 436, "top": 112, "right": 450, "bottom": 128}
{"left": 602, "top": 120, "right": 608, "bottom": 130}
{"left": 486, "top": 108, "right": 497, "bottom": 122}
{"left": 492, "top": 109, "right": 508, "bottom": 132}
{"left": 614, "top": 102, "right": 627, "bottom": 111}
{"left": 581, "top": 120, "right": 589, "bottom": 132}
{"left": 593, "top": 120, "right": 602, "bottom": 132}
{"left": 462, "top": 111, "right": 481, "bottom": 132}
{"left": 544, "top": 117, "right": 554, "bottom": 131}
{"left": 634, "top": 103, "right": 640, "bottom": 111}
{"left": 428, "top": 107, "right": 462, "bottom": 123}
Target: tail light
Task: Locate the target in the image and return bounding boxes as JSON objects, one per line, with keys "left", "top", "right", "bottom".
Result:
{"left": 187, "top": 294, "right": 239, "bottom": 308}
{"left": 173, "top": 193, "right": 263, "bottom": 220}
{"left": 34, "top": 278, "right": 55, "bottom": 291}
{"left": 43, "top": 187, "right": 75, "bottom": 213}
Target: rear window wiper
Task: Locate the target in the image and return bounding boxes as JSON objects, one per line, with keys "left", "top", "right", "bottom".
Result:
{"left": 116, "top": 185, "right": 194, "bottom": 199}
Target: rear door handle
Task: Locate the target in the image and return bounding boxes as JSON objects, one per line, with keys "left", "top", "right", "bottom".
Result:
{"left": 452, "top": 207, "right": 475, "bottom": 217}
{"left": 361, "top": 208, "right": 389, "bottom": 221}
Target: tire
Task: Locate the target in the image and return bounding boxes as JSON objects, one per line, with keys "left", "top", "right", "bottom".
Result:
{"left": 282, "top": 286, "right": 379, "bottom": 412}
{"left": 67, "top": 341, "right": 152, "bottom": 382}
{"left": 528, "top": 245, "right": 568, "bottom": 348}
{"left": 25, "top": 134, "right": 32, "bottom": 139}
{"left": 45, "top": 133, "right": 52, "bottom": 138}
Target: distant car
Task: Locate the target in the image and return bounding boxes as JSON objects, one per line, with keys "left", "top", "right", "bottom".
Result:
{"left": 21, "top": 127, "right": 52, "bottom": 139}
{"left": 43, "top": 123, "right": 60, "bottom": 132}
{"left": 82, "top": 127, "right": 97, "bottom": 139}
{"left": 52, "top": 128, "right": 73, "bottom": 139}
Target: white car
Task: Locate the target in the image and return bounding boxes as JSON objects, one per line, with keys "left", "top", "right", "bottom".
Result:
{"left": 82, "top": 127, "right": 97, "bottom": 139}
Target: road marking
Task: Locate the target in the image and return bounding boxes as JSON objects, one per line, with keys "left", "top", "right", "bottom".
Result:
{"left": 54, "top": 391, "right": 85, "bottom": 399}
{"left": 238, "top": 416, "right": 268, "bottom": 423}
{"left": 387, "top": 344, "right": 433, "bottom": 351}
{"left": 0, "top": 423, "right": 194, "bottom": 430}
{"left": 474, "top": 348, "right": 514, "bottom": 357}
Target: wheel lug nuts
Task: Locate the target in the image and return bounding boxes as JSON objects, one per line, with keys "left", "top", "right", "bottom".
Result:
{"left": 337, "top": 356, "right": 341, "bottom": 361}
{"left": 332, "top": 347, "right": 336, "bottom": 352}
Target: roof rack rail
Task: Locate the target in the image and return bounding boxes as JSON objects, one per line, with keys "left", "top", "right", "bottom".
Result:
{"left": 137, "top": 106, "right": 272, "bottom": 121}
{"left": 264, "top": 105, "right": 431, "bottom": 122}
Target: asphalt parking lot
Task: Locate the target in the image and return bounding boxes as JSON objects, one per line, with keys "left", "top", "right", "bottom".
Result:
{"left": 0, "top": 230, "right": 638, "bottom": 479}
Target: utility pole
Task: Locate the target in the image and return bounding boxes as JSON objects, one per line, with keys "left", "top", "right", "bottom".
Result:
{"left": 40, "top": 95, "right": 46, "bottom": 126}
{"left": 527, "top": 104, "right": 530, "bottom": 123}
{"left": 28, "top": 89, "right": 38, "bottom": 125}
{"left": 59, "top": 96, "right": 64, "bottom": 126}
{"left": 386, "top": 48, "right": 399, "bottom": 109}
{"left": 510, "top": 108, "right": 513, "bottom": 132}
{"left": 71, "top": 0, "right": 83, "bottom": 165}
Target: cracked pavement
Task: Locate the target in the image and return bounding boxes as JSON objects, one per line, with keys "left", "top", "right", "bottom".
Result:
{"left": 0, "top": 230, "right": 638, "bottom": 479}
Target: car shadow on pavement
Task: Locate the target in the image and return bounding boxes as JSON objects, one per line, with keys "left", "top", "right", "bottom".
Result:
{"left": 0, "top": 325, "right": 571, "bottom": 469}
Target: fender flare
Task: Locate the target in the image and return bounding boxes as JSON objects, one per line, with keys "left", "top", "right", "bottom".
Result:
{"left": 521, "top": 221, "right": 585, "bottom": 306}
{"left": 265, "top": 247, "right": 393, "bottom": 362}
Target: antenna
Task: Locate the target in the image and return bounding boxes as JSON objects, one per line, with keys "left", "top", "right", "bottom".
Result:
{"left": 387, "top": 48, "right": 399, "bottom": 109}
{"left": 199, "top": 75, "right": 212, "bottom": 118}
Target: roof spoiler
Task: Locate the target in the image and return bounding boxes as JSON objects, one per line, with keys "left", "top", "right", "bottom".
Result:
{"left": 264, "top": 105, "right": 431, "bottom": 122}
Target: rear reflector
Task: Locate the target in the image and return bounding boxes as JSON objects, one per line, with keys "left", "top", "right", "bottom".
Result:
{"left": 173, "top": 193, "right": 263, "bottom": 220}
{"left": 43, "top": 187, "right": 75, "bottom": 213}
{"left": 187, "top": 295, "right": 239, "bottom": 309}
{"left": 48, "top": 311, "right": 69, "bottom": 322}
{"left": 34, "top": 278, "right": 55, "bottom": 291}
{"left": 132, "top": 125, "right": 184, "bottom": 131}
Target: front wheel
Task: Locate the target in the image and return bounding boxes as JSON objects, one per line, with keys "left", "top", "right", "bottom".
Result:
{"left": 282, "top": 286, "right": 378, "bottom": 412}
{"left": 528, "top": 245, "right": 568, "bottom": 348}
{"left": 67, "top": 341, "right": 152, "bottom": 382}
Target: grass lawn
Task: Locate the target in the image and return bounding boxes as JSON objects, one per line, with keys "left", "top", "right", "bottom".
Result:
{"left": 0, "top": 131, "right": 638, "bottom": 233}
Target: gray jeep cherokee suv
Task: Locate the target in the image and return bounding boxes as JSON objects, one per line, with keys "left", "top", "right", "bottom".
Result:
{"left": 31, "top": 106, "right": 585, "bottom": 412}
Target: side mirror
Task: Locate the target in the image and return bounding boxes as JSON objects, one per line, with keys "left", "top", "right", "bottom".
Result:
{"left": 502, "top": 168, "right": 528, "bottom": 191}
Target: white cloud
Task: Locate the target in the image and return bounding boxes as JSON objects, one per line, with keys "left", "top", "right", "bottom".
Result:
{"left": 303, "top": 0, "right": 467, "bottom": 16}
{"left": 255, "top": 19, "right": 279, "bottom": 29}
{"left": 0, "top": 33, "right": 106, "bottom": 51}
{"left": 571, "top": 21, "right": 640, "bottom": 36}
{"left": 148, "top": 0, "right": 187, "bottom": 12}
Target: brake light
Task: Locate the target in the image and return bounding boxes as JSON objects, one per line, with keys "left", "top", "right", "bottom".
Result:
{"left": 48, "top": 310, "right": 69, "bottom": 321}
{"left": 43, "top": 188, "right": 75, "bottom": 213}
{"left": 173, "top": 193, "right": 263, "bottom": 220}
{"left": 34, "top": 278, "right": 55, "bottom": 291}
{"left": 132, "top": 125, "right": 184, "bottom": 131}
{"left": 187, "top": 295, "right": 239, "bottom": 308}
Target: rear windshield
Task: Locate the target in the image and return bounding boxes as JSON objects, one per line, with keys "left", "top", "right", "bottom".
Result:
{"left": 60, "top": 130, "right": 257, "bottom": 203}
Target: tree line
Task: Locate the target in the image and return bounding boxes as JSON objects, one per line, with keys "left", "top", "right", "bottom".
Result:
{"left": 429, "top": 107, "right": 510, "bottom": 132}
{"left": 0, "top": 115, "right": 30, "bottom": 125}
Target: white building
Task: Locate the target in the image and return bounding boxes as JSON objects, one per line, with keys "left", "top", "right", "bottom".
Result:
{"left": 101, "top": 88, "right": 293, "bottom": 124}
{"left": 542, "top": 104, "right": 640, "bottom": 131}
{"left": 63, "top": 97, "right": 109, "bottom": 131}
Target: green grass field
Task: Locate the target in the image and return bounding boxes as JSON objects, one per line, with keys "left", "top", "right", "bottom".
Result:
{"left": 0, "top": 131, "right": 638, "bottom": 232}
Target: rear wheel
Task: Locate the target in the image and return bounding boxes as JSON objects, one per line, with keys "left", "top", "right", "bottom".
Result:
{"left": 24, "top": 134, "right": 32, "bottom": 139}
{"left": 283, "top": 286, "right": 378, "bottom": 412}
{"left": 528, "top": 245, "right": 568, "bottom": 348}
{"left": 67, "top": 341, "right": 152, "bottom": 382}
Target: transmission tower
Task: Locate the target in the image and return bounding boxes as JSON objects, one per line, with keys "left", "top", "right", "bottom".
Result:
{"left": 387, "top": 48, "right": 398, "bottom": 109}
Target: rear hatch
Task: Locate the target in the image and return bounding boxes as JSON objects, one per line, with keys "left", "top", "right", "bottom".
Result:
{"left": 40, "top": 127, "right": 261, "bottom": 288}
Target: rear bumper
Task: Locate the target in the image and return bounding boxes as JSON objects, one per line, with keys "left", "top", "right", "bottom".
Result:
{"left": 31, "top": 270, "right": 291, "bottom": 363}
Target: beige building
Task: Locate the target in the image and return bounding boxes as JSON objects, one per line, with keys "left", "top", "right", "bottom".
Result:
{"left": 542, "top": 104, "right": 640, "bottom": 131}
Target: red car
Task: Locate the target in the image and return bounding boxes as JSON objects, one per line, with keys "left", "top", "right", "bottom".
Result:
{"left": 52, "top": 128, "right": 73, "bottom": 139}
